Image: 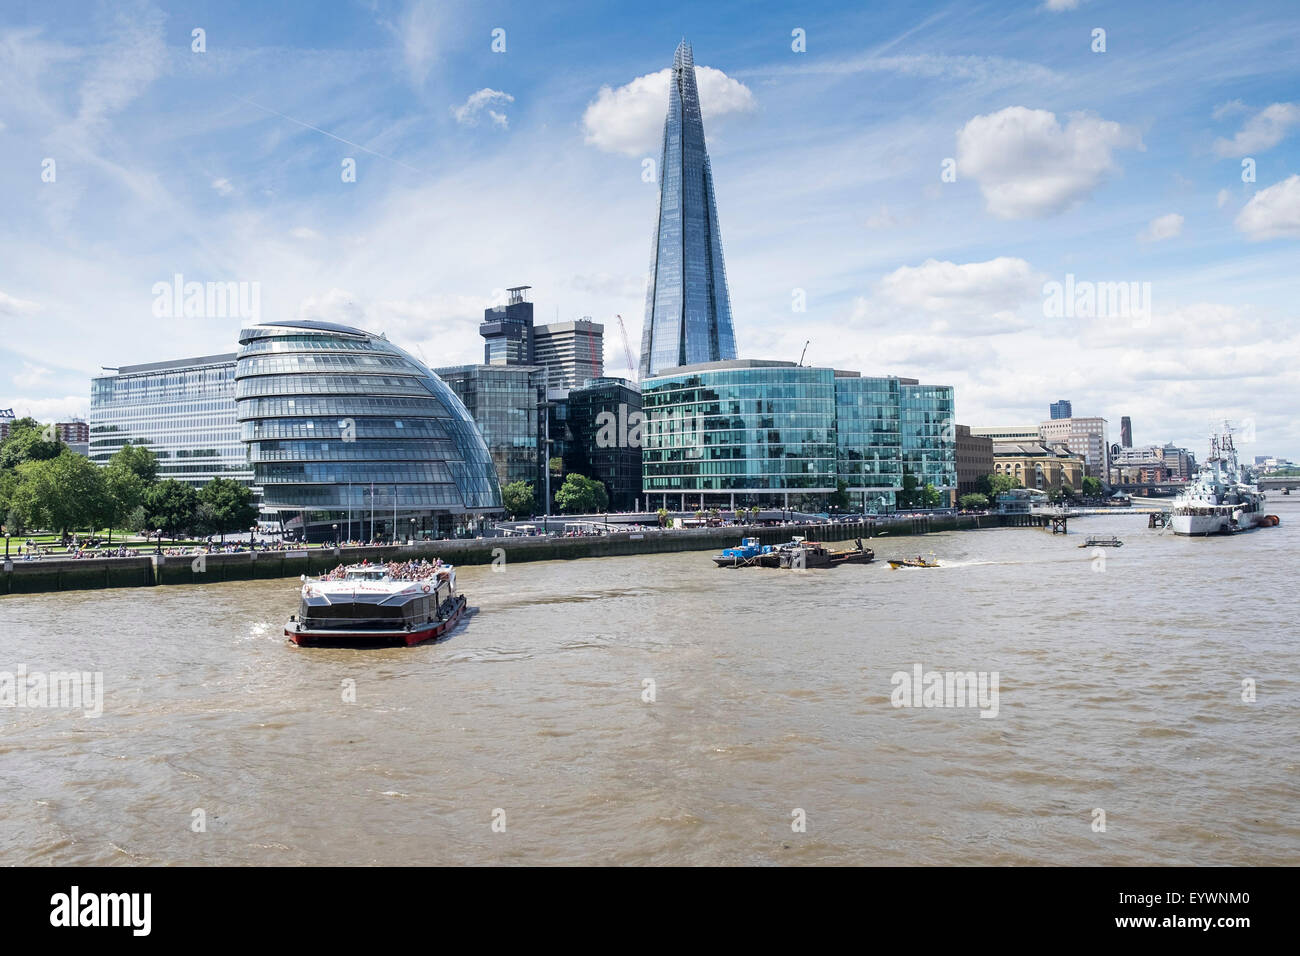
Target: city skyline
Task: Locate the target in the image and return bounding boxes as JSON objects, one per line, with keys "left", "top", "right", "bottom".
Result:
{"left": 2, "top": 0, "right": 1298, "bottom": 458}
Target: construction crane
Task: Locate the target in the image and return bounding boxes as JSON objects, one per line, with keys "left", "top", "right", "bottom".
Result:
{"left": 615, "top": 315, "right": 637, "bottom": 375}
{"left": 798, "top": 340, "right": 810, "bottom": 366}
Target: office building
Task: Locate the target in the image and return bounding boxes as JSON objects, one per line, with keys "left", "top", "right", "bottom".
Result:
{"left": 565, "top": 377, "right": 644, "bottom": 511}
{"left": 639, "top": 40, "right": 738, "bottom": 378}
{"left": 1120, "top": 416, "right": 1132, "bottom": 448}
{"left": 1039, "top": 416, "right": 1109, "bottom": 479}
{"left": 1049, "top": 399, "right": 1073, "bottom": 420}
{"left": 434, "top": 364, "right": 547, "bottom": 490}
{"left": 480, "top": 286, "right": 534, "bottom": 366}
{"left": 954, "top": 425, "right": 995, "bottom": 495}
{"left": 641, "top": 360, "right": 955, "bottom": 511}
{"left": 532, "top": 319, "right": 604, "bottom": 390}
{"left": 235, "top": 320, "right": 500, "bottom": 540}
{"left": 90, "top": 354, "right": 252, "bottom": 487}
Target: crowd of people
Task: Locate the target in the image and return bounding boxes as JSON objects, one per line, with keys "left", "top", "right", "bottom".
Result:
{"left": 317, "top": 558, "right": 447, "bottom": 581}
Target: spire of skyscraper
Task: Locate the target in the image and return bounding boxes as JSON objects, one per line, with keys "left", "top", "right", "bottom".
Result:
{"left": 639, "top": 39, "right": 738, "bottom": 379}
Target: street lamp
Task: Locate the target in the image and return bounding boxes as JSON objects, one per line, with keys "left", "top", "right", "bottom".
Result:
{"left": 410, "top": 516, "right": 416, "bottom": 543}
{"left": 4, "top": 533, "right": 9, "bottom": 559}
{"left": 332, "top": 523, "right": 338, "bottom": 547}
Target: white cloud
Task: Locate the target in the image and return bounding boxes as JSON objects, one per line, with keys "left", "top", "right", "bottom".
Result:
{"left": 1043, "top": 0, "right": 1080, "bottom": 10}
{"left": 1235, "top": 174, "right": 1300, "bottom": 240}
{"left": 451, "top": 88, "right": 514, "bottom": 128}
{"left": 955, "top": 107, "right": 1141, "bottom": 219}
{"left": 13, "top": 362, "right": 52, "bottom": 389}
{"left": 1140, "top": 212, "right": 1183, "bottom": 241}
{"left": 1213, "top": 102, "right": 1300, "bottom": 157}
{"left": 289, "top": 227, "right": 322, "bottom": 240}
{"left": 1212, "top": 99, "right": 1248, "bottom": 121}
{"left": 211, "top": 177, "right": 234, "bottom": 196}
{"left": 879, "top": 257, "right": 1041, "bottom": 310}
{"left": 1216, "top": 189, "right": 1231, "bottom": 209}
{"left": 582, "top": 65, "right": 755, "bottom": 156}
{"left": 0, "top": 290, "right": 40, "bottom": 316}
{"left": 0, "top": 395, "right": 89, "bottom": 423}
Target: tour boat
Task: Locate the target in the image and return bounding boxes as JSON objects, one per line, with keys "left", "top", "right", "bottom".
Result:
{"left": 713, "top": 536, "right": 874, "bottom": 568}
{"left": 1171, "top": 427, "right": 1277, "bottom": 536}
{"left": 286, "top": 560, "right": 466, "bottom": 647}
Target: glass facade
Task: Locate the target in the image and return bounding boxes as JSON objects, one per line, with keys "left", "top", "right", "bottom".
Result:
{"left": 901, "top": 384, "right": 957, "bottom": 492}
{"left": 566, "top": 377, "right": 644, "bottom": 511}
{"left": 642, "top": 363, "right": 837, "bottom": 501}
{"left": 835, "top": 374, "right": 903, "bottom": 509}
{"left": 639, "top": 40, "right": 738, "bottom": 379}
{"left": 89, "top": 354, "right": 253, "bottom": 488}
{"left": 236, "top": 321, "right": 500, "bottom": 539}
{"left": 641, "top": 361, "right": 956, "bottom": 509}
{"left": 434, "top": 364, "right": 545, "bottom": 489}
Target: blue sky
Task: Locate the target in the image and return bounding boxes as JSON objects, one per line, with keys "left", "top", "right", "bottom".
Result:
{"left": 2, "top": 0, "right": 1298, "bottom": 458}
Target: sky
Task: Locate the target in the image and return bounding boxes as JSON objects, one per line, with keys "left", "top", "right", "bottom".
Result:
{"left": 2, "top": 0, "right": 1298, "bottom": 459}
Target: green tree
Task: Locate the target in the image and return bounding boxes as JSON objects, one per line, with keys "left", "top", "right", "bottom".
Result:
{"left": 985, "top": 472, "right": 1022, "bottom": 496}
{"left": 0, "top": 418, "right": 65, "bottom": 470}
{"left": 145, "top": 480, "right": 199, "bottom": 540}
{"left": 125, "top": 505, "right": 149, "bottom": 534}
{"left": 10, "top": 454, "right": 110, "bottom": 537}
{"left": 109, "top": 442, "right": 159, "bottom": 484}
{"left": 554, "top": 474, "right": 608, "bottom": 514}
{"left": 897, "top": 472, "right": 919, "bottom": 508}
{"left": 828, "top": 478, "right": 851, "bottom": 511}
{"left": 103, "top": 464, "right": 147, "bottom": 544}
{"left": 1081, "top": 475, "right": 1102, "bottom": 496}
{"left": 921, "top": 483, "right": 941, "bottom": 508}
{"left": 656, "top": 507, "right": 669, "bottom": 528}
{"left": 959, "top": 493, "right": 989, "bottom": 510}
{"left": 197, "top": 477, "right": 259, "bottom": 541}
{"left": 501, "top": 480, "right": 536, "bottom": 519}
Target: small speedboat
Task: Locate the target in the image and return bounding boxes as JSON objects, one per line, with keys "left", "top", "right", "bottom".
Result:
{"left": 887, "top": 556, "right": 940, "bottom": 569}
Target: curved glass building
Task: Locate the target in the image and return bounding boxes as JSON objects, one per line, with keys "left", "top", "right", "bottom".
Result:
{"left": 235, "top": 320, "right": 501, "bottom": 540}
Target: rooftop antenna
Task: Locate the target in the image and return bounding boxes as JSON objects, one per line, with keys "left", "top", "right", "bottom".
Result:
{"left": 798, "top": 340, "right": 810, "bottom": 366}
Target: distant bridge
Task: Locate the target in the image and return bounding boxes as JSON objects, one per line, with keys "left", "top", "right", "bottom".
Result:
{"left": 1107, "top": 481, "right": 1184, "bottom": 497}
{"left": 1258, "top": 477, "right": 1300, "bottom": 492}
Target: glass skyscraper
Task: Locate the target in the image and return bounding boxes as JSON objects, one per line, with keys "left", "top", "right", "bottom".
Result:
{"left": 235, "top": 320, "right": 500, "bottom": 539}
{"left": 640, "top": 40, "right": 738, "bottom": 379}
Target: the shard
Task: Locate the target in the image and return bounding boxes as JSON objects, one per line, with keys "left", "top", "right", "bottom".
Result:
{"left": 639, "top": 40, "right": 738, "bottom": 379}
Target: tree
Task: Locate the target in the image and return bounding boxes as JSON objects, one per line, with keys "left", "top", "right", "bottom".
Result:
{"left": 197, "top": 477, "right": 258, "bottom": 541}
{"left": 897, "top": 472, "right": 920, "bottom": 508}
{"left": 554, "top": 473, "right": 608, "bottom": 514}
{"left": 1081, "top": 475, "right": 1102, "bottom": 497}
{"left": 921, "top": 483, "right": 941, "bottom": 508}
{"left": 125, "top": 505, "right": 149, "bottom": 534}
{"left": 985, "top": 472, "right": 1022, "bottom": 496}
{"left": 103, "top": 465, "right": 147, "bottom": 544}
{"left": 828, "top": 478, "right": 850, "bottom": 511}
{"left": 10, "top": 454, "right": 110, "bottom": 537}
{"left": 0, "top": 417, "right": 65, "bottom": 470}
{"left": 656, "top": 507, "right": 669, "bottom": 528}
{"left": 145, "top": 480, "right": 199, "bottom": 540}
{"left": 109, "top": 442, "right": 159, "bottom": 484}
{"left": 959, "top": 493, "right": 989, "bottom": 510}
{"left": 501, "top": 480, "right": 536, "bottom": 519}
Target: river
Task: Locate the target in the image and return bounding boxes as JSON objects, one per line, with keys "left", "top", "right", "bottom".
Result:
{"left": 2, "top": 499, "right": 1297, "bottom": 865}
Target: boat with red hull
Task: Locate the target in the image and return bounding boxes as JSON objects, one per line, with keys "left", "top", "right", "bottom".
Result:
{"left": 286, "top": 560, "right": 467, "bottom": 647}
